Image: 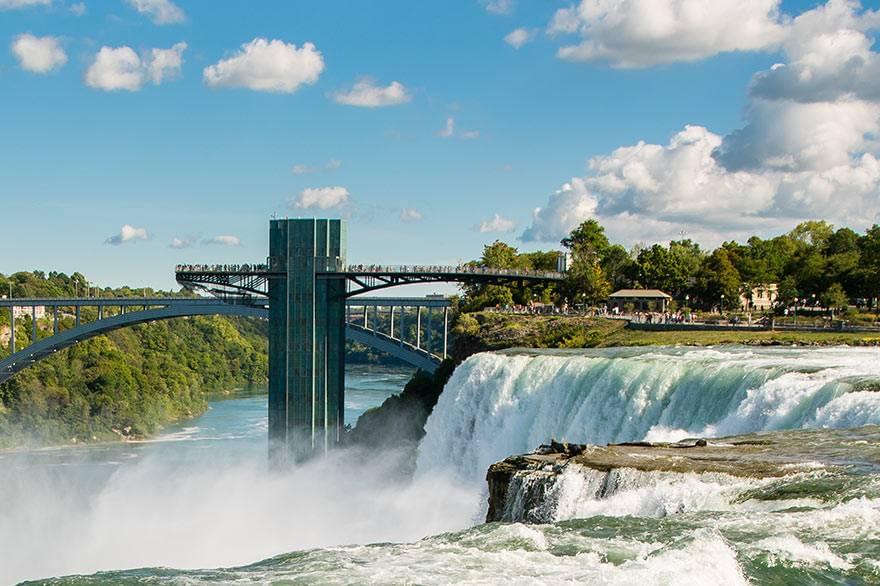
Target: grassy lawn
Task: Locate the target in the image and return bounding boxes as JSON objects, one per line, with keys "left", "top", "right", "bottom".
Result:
{"left": 458, "top": 312, "right": 880, "bottom": 353}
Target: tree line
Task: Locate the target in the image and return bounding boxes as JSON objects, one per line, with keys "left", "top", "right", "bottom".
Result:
{"left": 463, "top": 220, "right": 880, "bottom": 313}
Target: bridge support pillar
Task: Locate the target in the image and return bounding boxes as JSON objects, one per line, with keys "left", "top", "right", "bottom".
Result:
{"left": 268, "top": 219, "right": 347, "bottom": 465}
{"left": 31, "top": 306, "right": 37, "bottom": 344}
{"left": 443, "top": 307, "right": 449, "bottom": 358}
{"left": 9, "top": 307, "right": 14, "bottom": 353}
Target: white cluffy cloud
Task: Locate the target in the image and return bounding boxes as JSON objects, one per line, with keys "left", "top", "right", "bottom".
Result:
{"left": 170, "top": 236, "right": 196, "bottom": 249}
{"left": 203, "top": 38, "right": 324, "bottom": 93}
{"left": 504, "top": 28, "right": 535, "bottom": 49}
{"left": 205, "top": 235, "right": 241, "bottom": 246}
{"left": 106, "top": 224, "right": 149, "bottom": 245}
{"left": 400, "top": 208, "right": 423, "bottom": 222}
{"left": 292, "top": 186, "right": 350, "bottom": 210}
{"left": 548, "top": 0, "right": 788, "bottom": 68}
{"left": 11, "top": 34, "right": 67, "bottom": 73}
{"left": 483, "top": 0, "right": 514, "bottom": 15}
{"left": 70, "top": 2, "right": 86, "bottom": 16}
{"left": 437, "top": 116, "right": 479, "bottom": 140}
{"left": 0, "top": 0, "right": 49, "bottom": 9}
{"left": 85, "top": 42, "right": 186, "bottom": 91}
{"left": 332, "top": 78, "right": 411, "bottom": 107}
{"left": 522, "top": 0, "right": 880, "bottom": 246}
{"left": 126, "top": 0, "right": 184, "bottom": 25}
{"left": 478, "top": 213, "right": 517, "bottom": 233}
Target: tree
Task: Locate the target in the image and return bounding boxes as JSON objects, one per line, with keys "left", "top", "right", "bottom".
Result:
{"left": 697, "top": 249, "right": 741, "bottom": 310}
{"left": 561, "top": 220, "right": 613, "bottom": 305}
{"left": 635, "top": 240, "right": 702, "bottom": 297}
{"left": 561, "top": 219, "right": 610, "bottom": 257}
{"left": 821, "top": 282, "right": 849, "bottom": 316}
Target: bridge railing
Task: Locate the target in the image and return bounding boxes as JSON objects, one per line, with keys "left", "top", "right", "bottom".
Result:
{"left": 340, "top": 264, "right": 565, "bottom": 279}
{"left": 176, "top": 263, "right": 270, "bottom": 274}
{"left": 175, "top": 262, "right": 564, "bottom": 280}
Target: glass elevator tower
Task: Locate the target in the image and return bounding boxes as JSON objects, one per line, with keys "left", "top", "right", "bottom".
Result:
{"left": 268, "top": 219, "right": 347, "bottom": 463}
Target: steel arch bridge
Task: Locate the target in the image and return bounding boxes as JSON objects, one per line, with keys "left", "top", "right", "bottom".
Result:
{"left": 0, "top": 296, "right": 451, "bottom": 386}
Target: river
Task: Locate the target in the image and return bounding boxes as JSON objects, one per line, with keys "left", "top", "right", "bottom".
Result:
{"left": 3, "top": 348, "right": 880, "bottom": 584}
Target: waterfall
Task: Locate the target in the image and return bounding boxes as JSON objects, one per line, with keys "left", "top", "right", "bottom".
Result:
{"left": 416, "top": 346, "right": 880, "bottom": 483}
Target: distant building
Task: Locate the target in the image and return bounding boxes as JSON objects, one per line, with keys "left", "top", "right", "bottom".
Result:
{"left": 556, "top": 251, "right": 571, "bottom": 273}
{"left": 740, "top": 284, "right": 778, "bottom": 311}
{"left": 608, "top": 289, "right": 672, "bottom": 312}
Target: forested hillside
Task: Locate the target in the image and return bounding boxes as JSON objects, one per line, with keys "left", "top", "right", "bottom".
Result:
{"left": 0, "top": 271, "right": 268, "bottom": 448}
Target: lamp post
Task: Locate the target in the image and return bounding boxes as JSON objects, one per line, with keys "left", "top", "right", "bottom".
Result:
{"left": 720, "top": 293, "right": 725, "bottom": 317}
{"left": 794, "top": 297, "right": 799, "bottom": 325}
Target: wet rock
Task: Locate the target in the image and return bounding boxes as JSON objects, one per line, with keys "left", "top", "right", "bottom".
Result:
{"left": 486, "top": 427, "right": 880, "bottom": 523}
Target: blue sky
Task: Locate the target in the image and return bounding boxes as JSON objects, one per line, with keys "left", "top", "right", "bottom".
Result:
{"left": 2, "top": 0, "right": 878, "bottom": 290}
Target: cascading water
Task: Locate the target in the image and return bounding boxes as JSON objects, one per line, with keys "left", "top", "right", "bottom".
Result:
{"left": 416, "top": 346, "right": 880, "bottom": 484}
{"left": 7, "top": 350, "right": 880, "bottom": 584}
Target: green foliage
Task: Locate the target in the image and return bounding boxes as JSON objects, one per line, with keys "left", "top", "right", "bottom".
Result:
{"left": 636, "top": 240, "right": 703, "bottom": 296}
{"left": 0, "top": 271, "right": 267, "bottom": 449}
{"left": 697, "top": 249, "right": 742, "bottom": 310}
{"left": 462, "top": 241, "right": 557, "bottom": 310}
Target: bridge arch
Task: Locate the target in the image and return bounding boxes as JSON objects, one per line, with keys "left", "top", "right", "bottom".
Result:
{"left": 0, "top": 301, "right": 440, "bottom": 386}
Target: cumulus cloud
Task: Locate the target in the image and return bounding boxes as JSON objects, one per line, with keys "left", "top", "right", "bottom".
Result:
{"left": 292, "top": 186, "right": 350, "bottom": 210}
{"left": 126, "top": 0, "right": 184, "bottom": 25}
{"left": 169, "top": 236, "right": 197, "bottom": 249}
{"left": 548, "top": 0, "right": 788, "bottom": 68}
{"left": 520, "top": 0, "right": 880, "bottom": 246}
{"left": 504, "top": 28, "right": 535, "bottom": 49}
{"left": 11, "top": 34, "right": 67, "bottom": 73}
{"left": 0, "top": 0, "right": 49, "bottom": 9}
{"left": 483, "top": 0, "right": 513, "bottom": 15}
{"left": 478, "top": 213, "right": 517, "bottom": 233}
{"left": 85, "top": 43, "right": 186, "bottom": 91}
{"left": 521, "top": 180, "right": 599, "bottom": 242}
{"left": 105, "top": 224, "right": 149, "bottom": 245}
{"left": 522, "top": 123, "right": 880, "bottom": 244}
{"left": 204, "top": 235, "right": 241, "bottom": 246}
{"left": 70, "top": 2, "right": 86, "bottom": 16}
{"left": 332, "top": 78, "right": 411, "bottom": 107}
{"left": 203, "top": 38, "right": 324, "bottom": 93}
{"left": 399, "top": 208, "right": 423, "bottom": 222}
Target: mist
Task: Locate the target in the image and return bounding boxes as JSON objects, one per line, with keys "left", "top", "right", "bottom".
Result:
{"left": 0, "top": 443, "right": 481, "bottom": 584}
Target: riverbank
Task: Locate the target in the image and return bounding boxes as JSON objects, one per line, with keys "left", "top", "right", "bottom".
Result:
{"left": 452, "top": 312, "right": 880, "bottom": 359}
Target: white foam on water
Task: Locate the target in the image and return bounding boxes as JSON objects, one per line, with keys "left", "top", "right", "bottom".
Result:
{"left": 416, "top": 347, "right": 880, "bottom": 484}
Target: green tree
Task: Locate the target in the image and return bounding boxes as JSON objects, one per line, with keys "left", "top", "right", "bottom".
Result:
{"left": 821, "top": 282, "right": 849, "bottom": 315}
{"left": 698, "top": 249, "right": 742, "bottom": 310}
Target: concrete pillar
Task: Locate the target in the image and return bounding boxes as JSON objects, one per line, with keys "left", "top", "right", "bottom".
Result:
{"left": 53, "top": 306, "right": 58, "bottom": 335}
{"left": 31, "top": 306, "right": 37, "bottom": 344}
{"left": 426, "top": 307, "right": 433, "bottom": 355}
{"left": 390, "top": 306, "right": 395, "bottom": 339}
{"left": 416, "top": 306, "right": 422, "bottom": 349}
{"left": 443, "top": 306, "right": 449, "bottom": 358}
{"left": 98, "top": 306, "right": 103, "bottom": 320}
{"left": 9, "top": 307, "right": 14, "bottom": 353}
{"left": 268, "top": 219, "right": 347, "bottom": 465}
{"left": 363, "top": 305, "right": 368, "bottom": 329}
{"left": 400, "top": 307, "right": 406, "bottom": 345}
{"left": 75, "top": 305, "right": 80, "bottom": 328}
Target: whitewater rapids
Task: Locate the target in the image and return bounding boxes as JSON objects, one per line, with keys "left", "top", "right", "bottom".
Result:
{"left": 5, "top": 347, "right": 880, "bottom": 584}
{"left": 417, "top": 346, "right": 880, "bottom": 483}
